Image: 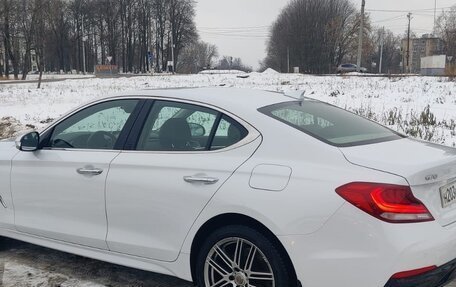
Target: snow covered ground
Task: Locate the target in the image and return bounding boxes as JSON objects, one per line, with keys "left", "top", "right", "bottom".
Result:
{"left": 0, "top": 73, "right": 456, "bottom": 285}
{"left": 0, "top": 239, "right": 192, "bottom": 287}
{"left": 1, "top": 73, "right": 456, "bottom": 147}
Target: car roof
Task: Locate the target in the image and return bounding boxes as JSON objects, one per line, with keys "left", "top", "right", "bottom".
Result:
{"left": 120, "top": 87, "right": 292, "bottom": 114}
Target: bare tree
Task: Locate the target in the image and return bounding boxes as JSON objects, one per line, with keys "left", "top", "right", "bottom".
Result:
{"left": 436, "top": 6, "right": 456, "bottom": 62}
{"left": 370, "top": 27, "right": 401, "bottom": 74}
{"left": 342, "top": 13, "right": 374, "bottom": 70}
{"left": 168, "top": 0, "right": 197, "bottom": 71}
{"left": 34, "top": 0, "right": 48, "bottom": 87}
{"left": 0, "top": 0, "right": 201, "bottom": 79}
{"left": 2, "top": 0, "right": 21, "bottom": 79}
{"left": 264, "top": 0, "right": 359, "bottom": 74}
{"left": 216, "top": 56, "right": 252, "bottom": 72}
{"left": 178, "top": 41, "right": 218, "bottom": 73}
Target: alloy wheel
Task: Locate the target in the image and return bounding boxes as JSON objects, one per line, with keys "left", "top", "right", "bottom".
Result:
{"left": 204, "top": 237, "right": 275, "bottom": 287}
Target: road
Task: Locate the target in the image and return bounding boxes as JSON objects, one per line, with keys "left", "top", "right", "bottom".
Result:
{"left": 0, "top": 74, "right": 166, "bottom": 85}
{"left": 0, "top": 239, "right": 455, "bottom": 287}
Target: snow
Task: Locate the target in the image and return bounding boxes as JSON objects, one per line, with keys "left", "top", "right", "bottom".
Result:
{"left": 0, "top": 240, "right": 192, "bottom": 287}
{"left": 0, "top": 73, "right": 456, "bottom": 147}
{"left": 262, "top": 68, "right": 279, "bottom": 75}
{"left": 1, "top": 74, "right": 456, "bottom": 285}
{"left": 0, "top": 117, "right": 26, "bottom": 139}
{"left": 198, "top": 69, "right": 247, "bottom": 75}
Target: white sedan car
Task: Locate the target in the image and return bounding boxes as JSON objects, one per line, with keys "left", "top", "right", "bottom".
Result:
{"left": 1, "top": 88, "right": 456, "bottom": 287}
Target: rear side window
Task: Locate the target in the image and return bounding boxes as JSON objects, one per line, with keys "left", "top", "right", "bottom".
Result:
{"left": 259, "top": 101, "right": 403, "bottom": 147}
{"left": 211, "top": 115, "right": 248, "bottom": 150}
{"left": 137, "top": 101, "right": 218, "bottom": 151}
{"left": 136, "top": 100, "right": 248, "bottom": 152}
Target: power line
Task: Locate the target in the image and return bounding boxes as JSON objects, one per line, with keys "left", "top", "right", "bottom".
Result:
{"left": 197, "top": 26, "right": 271, "bottom": 39}
{"left": 197, "top": 25, "right": 270, "bottom": 30}
{"left": 199, "top": 29, "right": 269, "bottom": 35}
{"left": 372, "top": 14, "right": 407, "bottom": 24}
{"left": 366, "top": 6, "right": 452, "bottom": 13}
{"left": 199, "top": 32, "right": 269, "bottom": 39}
{"left": 413, "top": 13, "right": 438, "bottom": 16}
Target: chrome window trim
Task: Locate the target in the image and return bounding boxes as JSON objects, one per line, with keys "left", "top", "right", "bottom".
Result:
{"left": 39, "top": 147, "right": 121, "bottom": 153}
{"left": 39, "top": 95, "right": 262, "bottom": 154}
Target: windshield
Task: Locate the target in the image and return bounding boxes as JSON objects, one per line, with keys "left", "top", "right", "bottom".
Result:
{"left": 259, "top": 100, "right": 404, "bottom": 147}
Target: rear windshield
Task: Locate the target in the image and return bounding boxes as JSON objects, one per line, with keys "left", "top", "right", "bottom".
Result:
{"left": 258, "top": 100, "right": 404, "bottom": 147}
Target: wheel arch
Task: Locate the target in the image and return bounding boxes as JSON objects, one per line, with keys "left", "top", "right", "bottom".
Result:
{"left": 189, "top": 212, "right": 299, "bottom": 285}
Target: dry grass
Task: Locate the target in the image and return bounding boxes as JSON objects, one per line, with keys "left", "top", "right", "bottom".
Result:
{"left": 446, "top": 64, "right": 456, "bottom": 81}
{"left": 0, "top": 117, "right": 24, "bottom": 139}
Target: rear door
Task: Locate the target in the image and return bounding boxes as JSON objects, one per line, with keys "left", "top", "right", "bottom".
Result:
{"left": 105, "top": 99, "right": 261, "bottom": 261}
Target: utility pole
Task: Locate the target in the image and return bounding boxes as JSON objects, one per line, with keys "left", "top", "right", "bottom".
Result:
{"left": 287, "top": 47, "right": 290, "bottom": 73}
{"left": 170, "top": 24, "right": 175, "bottom": 74}
{"left": 356, "top": 0, "right": 366, "bottom": 72}
{"left": 406, "top": 13, "right": 412, "bottom": 74}
{"left": 434, "top": 0, "right": 437, "bottom": 34}
{"left": 81, "top": 18, "right": 87, "bottom": 75}
{"left": 155, "top": 20, "right": 160, "bottom": 73}
{"left": 379, "top": 27, "right": 384, "bottom": 74}
{"left": 3, "top": 38, "right": 6, "bottom": 77}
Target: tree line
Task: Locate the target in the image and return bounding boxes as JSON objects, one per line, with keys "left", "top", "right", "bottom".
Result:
{"left": 262, "top": 0, "right": 402, "bottom": 74}
{"left": 263, "top": 0, "right": 456, "bottom": 74}
{"left": 0, "top": 0, "right": 205, "bottom": 79}
{"left": 2, "top": 0, "right": 456, "bottom": 78}
{"left": 437, "top": 6, "right": 456, "bottom": 69}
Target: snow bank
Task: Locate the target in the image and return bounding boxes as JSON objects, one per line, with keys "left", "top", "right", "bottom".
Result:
{"left": 262, "top": 68, "right": 279, "bottom": 75}
{"left": 198, "top": 70, "right": 246, "bottom": 75}
{"left": 0, "top": 117, "right": 25, "bottom": 139}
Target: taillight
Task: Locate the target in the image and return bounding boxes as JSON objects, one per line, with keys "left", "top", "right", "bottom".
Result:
{"left": 336, "top": 182, "right": 434, "bottom": 223}
{"left": 391, "top": 265, "right": 437, "bottom": 279}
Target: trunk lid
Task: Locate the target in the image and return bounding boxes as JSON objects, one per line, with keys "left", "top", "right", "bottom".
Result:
{"left": 340, "top": 138, "right": 456, "bottom": 226}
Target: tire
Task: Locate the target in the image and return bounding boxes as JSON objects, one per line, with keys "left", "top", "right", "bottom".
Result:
{"left": 195, "top": 225, "right": 295, "bottom": 287}
{"left": 0, "top": 236, "right": 9, "bottom": 251}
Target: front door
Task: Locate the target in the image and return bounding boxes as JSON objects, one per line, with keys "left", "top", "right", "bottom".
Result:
{"left": 11, "top": 99, "right": 140, "bottom": 249}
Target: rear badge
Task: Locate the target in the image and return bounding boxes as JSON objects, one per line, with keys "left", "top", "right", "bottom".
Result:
{"left": 425, "top": 174, "right": 438, "bottom": 181}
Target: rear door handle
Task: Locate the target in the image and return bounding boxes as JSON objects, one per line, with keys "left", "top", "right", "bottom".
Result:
{"left": 77, "top": 168, "right": 104, "bottom": 176}
{"left": 183, "top": 176, "right": 219, "bottom": 185}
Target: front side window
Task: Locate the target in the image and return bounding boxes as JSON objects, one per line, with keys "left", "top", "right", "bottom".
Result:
{"left": 136, "top": 101, "right": 248, "bottom": 152}
{"left": 47, "top": 100, "right": 139, "bottom": 150}
{"left": 259, "top": 100, "right": 403, "bottom": 147}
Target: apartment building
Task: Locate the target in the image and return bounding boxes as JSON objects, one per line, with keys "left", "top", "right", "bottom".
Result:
{"left": 401, "top": 34, "right": 444, "bottom": 74}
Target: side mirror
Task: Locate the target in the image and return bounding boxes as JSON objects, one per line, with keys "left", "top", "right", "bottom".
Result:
{"left": 15, "top": 131, "right": 40, "bottom": 152}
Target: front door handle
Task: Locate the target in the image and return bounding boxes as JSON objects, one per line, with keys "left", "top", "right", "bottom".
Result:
{"left": 77, "top": 168, "right": 104, "bottom": 176}
{"left": 183, "top": 176, "right": 219, "bottom": 185}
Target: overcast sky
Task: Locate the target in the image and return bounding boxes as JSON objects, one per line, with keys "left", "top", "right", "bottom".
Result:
{"left": 195, "top": 0, "right": 456, "bottom": 69}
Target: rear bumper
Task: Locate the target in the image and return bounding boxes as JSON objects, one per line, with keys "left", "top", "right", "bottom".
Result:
{"left": 278, "top": 204, "right": 456, "bottom": 287}
{"left": 384, "top": 258, "right": 456, "bottom": 287}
